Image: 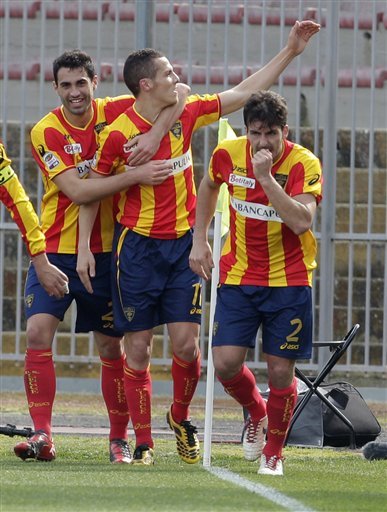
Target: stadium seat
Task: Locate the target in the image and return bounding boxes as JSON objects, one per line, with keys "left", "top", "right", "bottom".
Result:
{"left": 0, "top": 1, "right": 41, "bottom": 18}
{"left": 107, "top": 1, "right": 177, "bottom": 22}
{"left": 99, "top": 62, "right": 113, "bottom": 82}
{"left": 247, "top": 65, "right": 317, "bottom": 86}
{"left": 0, "top": 62, "right": 40, "bottom": 80}
{"left": 337, "top": 0, "right": 385, "bottom": 29}
{"left": 107, "top": 1, "right": 135, "bottom": 21}
{"left": 174, "top": 64, "right": 247, "bottom": 85}
{"left": 246, "top": 1, "right": 319, "bottom": 26}
{"left": 177, "top": 3, "right": 244, "bottom": 24}
{"left": 321, "top": 68, "right": 387, "bottom": 88}
{"left": 282, "top": 66, "right": 317, "bottom": 86}
{"left": 44, "top": 1, "right": 110, "bottom": 20}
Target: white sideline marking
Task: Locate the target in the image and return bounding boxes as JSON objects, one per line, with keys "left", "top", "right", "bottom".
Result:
{"left": 205, "top": 466, "right": 317, "bottom": 512}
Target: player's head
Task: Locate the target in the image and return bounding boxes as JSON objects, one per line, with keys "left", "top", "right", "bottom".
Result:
{"left": 244, "top": 91, "right": 289, "bottom": 160}
{"left": 123, "top": 48, "right": 180, "bottom": 105}
{"left": 53, "top": 50, "right": 95, "bottom": 84}
{"left": 52, "top": 50, "right": 97, "bottom": 118}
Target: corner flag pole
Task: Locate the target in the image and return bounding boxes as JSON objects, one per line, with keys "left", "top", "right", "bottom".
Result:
{"left": 202, "top": 118, "right": 236, "bottom": 467}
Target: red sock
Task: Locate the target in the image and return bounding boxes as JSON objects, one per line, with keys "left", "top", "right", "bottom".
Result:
{"left": 264, "top": 378, "right": 298, "bottom": 459}
{"left": 171, "top": 352, "right": 201, "bottom": 423}
{"left": 217, "top": 364, "right": 266, "bottom": 422}
{"left": 123, "top": 363, "right": 153, "bottom": 448}
{"left": 24, "top": 348, "right": 56, "bottom": 438}
{"left": 100, "top": 355, "right": 130, "bottom": 441}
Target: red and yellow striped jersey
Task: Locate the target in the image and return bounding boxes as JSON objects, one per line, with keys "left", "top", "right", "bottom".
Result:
{"left": 0, "top": 142, "right": 46, "bottom": 257}
{"left": 30, "top": 95, "right": 135, "bottom": 253}
{"left": 209, "top": 136, "right": 323, "bottom": 286}
{"left": 94, "top": 93, "right": 220, "bottom": 239}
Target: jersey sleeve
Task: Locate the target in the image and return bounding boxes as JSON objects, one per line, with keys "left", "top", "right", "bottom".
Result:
{"left": 208, "top": 142, "right": 234, "bottom": 186}
{"left": 186, "top": 94, "right": 221, "bottom": 132}
{"left": 30, "top": 121, "right": 74, "bottom": 180}
{"left": 93, "top": 125, "right": 127, "bottom": 176}
{"left": 0, "top": 144, "right": 46, "bottom": 257}
{"left": 289, "top": 148, "right": 323, "bottom": 205}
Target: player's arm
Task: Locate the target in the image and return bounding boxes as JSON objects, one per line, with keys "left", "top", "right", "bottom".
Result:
{"left": 125, "top": 82, "right": 191, "bottom": 165}
{"left": 189, "top": 174, "right": 221, "bottom": 281}
{"left": 218, "top": 20, "right": 320, "bottom": 115}
{"left": 252, "top": 149, "right": 316, "bottom": 234}
{"left": 53, "top": 160, "right": 172, "bottom": 205}
{"left": 31, "top": 252, "right": 69, "bottom": 298}
{"left": 76, "top": 196, "right": 100, "bottom": 294}
{"left": 0, "top": 165, "right": 69, "bottom": 298}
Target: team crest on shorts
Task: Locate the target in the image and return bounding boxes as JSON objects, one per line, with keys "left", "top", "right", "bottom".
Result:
{"left": 123, "top": 307, "right": 135, "bottom": 322}
{"left": 170, "top": 121, "right": 182, "bottom": 139}
{"left": 25, "top": 294, "right": 34, "bottom": 308}
{"left": 213, "top": 321, "right": 219, "bottom": 337}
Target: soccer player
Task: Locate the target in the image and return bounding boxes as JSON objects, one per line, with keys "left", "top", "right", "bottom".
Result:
{"left": 189, "top": 91, "right": 323, "bottom": 476}
{"left": 0, "top": 141, "right": 68, "bottom": 298}
{"left": 13, "top": 50, "right": 189, "bottom": 463}
{"left": 76, "top": 20, "right": 320, "bottom": 465}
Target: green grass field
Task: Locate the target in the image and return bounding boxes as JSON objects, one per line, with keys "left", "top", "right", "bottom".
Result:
{"left": 1, "top": 392, "right": 386, "bottom": 512}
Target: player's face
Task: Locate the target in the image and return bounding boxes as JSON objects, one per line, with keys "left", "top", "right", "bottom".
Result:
{"left": 247, "top": 121, "right": 288, "bottom": 162}
{"left": 148, "top": 57, "right": 179, "bottom": 107}
{"left": 54, "top": 67, "right": 97, "bottom": 117}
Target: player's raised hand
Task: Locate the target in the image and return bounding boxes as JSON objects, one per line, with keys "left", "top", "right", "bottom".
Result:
{"left": 287, "top": 20, "right": 320, "bottom": 56}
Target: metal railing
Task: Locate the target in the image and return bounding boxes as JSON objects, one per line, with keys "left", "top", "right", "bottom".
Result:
{"left": 0, "top": 0, "right": 386, "bottom": 376}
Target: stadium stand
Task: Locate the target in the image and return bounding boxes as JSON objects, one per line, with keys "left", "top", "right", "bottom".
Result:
{"left": 2, "top": 60, "right": 386, "bottom": 89}
{"left": 0, "top": 0, "right": 41, "bottom": 18}
{"left": 107, "top": 1, "right": 177, "bottom": 22}
{"left": 0, "top": 61, "right": 40, "bottom": 81}
{"left": 321, "top": 67, "right": 387, "bottom": 88}
{"left": 43, "top": 1, "right": 110, "bottom": 19}
{"left": 176, "top": 3, "right": 244, "bottom": 24}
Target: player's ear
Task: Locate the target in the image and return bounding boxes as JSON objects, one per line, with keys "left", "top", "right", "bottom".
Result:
{"left": 139, "top": 77, "right": 152, "bottom": 92}
{"left": 283, "top": 125, "right": 289, "bottom": 139}
{"left": 92, "top": 75, "right": 98, "bottom": 90}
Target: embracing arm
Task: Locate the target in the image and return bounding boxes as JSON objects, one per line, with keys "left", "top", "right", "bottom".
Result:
{"left": 189, "top": 175, "right": 221, "bottom": 281}
{"left": 53, "top": 161, "right": 172, "bottom": 205}
{"left": 125, "top": 82, "right": 191, "bottom": 165}
{"left": 218, "top": 20, "right": 320, "bottom": 115}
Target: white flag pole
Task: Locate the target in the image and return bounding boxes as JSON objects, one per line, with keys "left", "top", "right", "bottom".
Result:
{"left": 202, "top": 209, "right": 222, "bottom": 467}
{"left": 202, "top": 118, "right": 235, "bottom": 467}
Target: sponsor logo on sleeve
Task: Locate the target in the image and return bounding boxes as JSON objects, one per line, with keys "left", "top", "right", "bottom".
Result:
{"left": 43, "top": 152, "right": 60, "bottom": 170}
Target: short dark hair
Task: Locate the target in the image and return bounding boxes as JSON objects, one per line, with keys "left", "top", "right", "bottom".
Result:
{"left": 243, "top": 91, "right": 288, "bottom": 129}
{"left": 123, "top": 48, "right": 165, "bottom": 97}
{"left": 52, "top": 50, "right": 95, "bottom": 84}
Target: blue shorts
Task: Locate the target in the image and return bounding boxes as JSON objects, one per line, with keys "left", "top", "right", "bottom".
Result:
{"left": 212, "top": 285, "right": 313, "bottom": 360}
{"left": 24, "top": 253, "right": 123, "bottom": 337}
{"left": 111, "top": 226, "right": 202, "bottom": 332}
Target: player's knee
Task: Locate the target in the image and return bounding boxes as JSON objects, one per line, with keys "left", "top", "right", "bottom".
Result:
{"left": 25, "top": 322, "right": 54, "bottom": 348}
